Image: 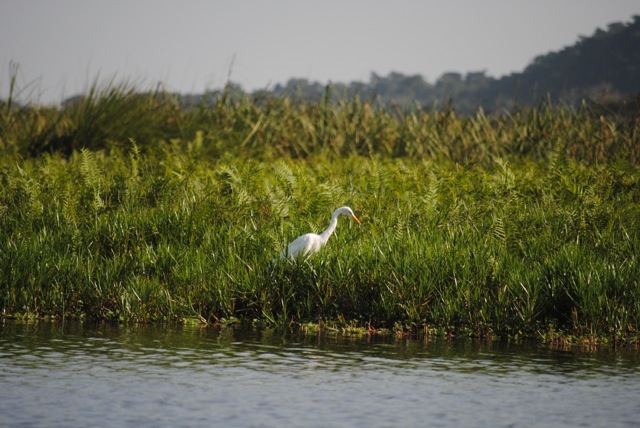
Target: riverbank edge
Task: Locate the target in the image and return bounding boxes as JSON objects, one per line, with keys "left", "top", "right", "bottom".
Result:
{"left": 3, "top": 314, "right": 638, "bottom": 350}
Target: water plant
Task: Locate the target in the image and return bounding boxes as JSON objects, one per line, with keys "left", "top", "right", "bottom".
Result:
{"left": 0, "top": 80, "right": 638, "bottom": 343}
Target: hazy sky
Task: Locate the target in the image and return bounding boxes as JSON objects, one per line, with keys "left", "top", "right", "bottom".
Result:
{"left": 1, "top": 1, "right": 638, "bottom": 104}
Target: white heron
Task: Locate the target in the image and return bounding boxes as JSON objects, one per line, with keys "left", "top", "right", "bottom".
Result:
{"left": 280, "top": 206, "right": 361, "bottom": 260}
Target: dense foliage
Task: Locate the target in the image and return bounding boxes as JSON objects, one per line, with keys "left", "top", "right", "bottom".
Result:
{"left": 1, "top": 86, "right": 639, "bottom": 344}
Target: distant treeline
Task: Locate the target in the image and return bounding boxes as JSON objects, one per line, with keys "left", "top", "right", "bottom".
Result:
{"left": 171, "top": 16, "right": 640, "bottom": 114}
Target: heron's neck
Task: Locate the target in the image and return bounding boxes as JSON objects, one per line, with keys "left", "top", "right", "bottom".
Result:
{"left": 319, "top": 213, "right": 339, "bottom": 242}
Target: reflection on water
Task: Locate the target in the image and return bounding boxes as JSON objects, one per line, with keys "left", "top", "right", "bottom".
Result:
{"left": 1, "top": 321, "right": 639, "bottom": 427}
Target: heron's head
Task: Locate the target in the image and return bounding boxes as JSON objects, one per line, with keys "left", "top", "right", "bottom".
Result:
{"left": 335, "top": 206, "right": 361, "bottom": 224}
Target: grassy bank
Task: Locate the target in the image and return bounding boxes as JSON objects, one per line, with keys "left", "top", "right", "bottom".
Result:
{"left": 1, "top": 85, "right": 639, "bottom": 343}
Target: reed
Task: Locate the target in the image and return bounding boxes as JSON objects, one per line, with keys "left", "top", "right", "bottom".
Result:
{"left": 0, "top": 80, "right": 638, "bottom": 342}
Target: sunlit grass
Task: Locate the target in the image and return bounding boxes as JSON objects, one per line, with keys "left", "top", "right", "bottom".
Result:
{"left": 0, "top": 80, "right": 639, "bottom": 343}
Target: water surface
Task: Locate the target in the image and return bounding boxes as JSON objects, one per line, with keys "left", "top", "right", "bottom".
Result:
{"left": 1, "top": 321, "right": 639, "bottom": 427}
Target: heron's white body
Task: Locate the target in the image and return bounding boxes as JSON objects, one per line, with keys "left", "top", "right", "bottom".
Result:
{"left": 280, "top": 206, "right": 360, "bottom": 260}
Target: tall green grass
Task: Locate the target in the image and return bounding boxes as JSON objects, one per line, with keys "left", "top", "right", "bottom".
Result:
{"left": 2, "top": 80, "right": 639, "bottom": 163}
{"left": 1, "top": 81, "right": 639, "bottom": 342}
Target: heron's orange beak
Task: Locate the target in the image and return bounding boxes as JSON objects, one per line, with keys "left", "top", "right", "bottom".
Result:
{"left": 352, "top": 214, "right": 361, "bottom": 224}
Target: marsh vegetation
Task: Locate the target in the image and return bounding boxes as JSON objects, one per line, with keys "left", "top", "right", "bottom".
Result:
{"left": 1, "top": 83, "right": 638, "bottom": 343}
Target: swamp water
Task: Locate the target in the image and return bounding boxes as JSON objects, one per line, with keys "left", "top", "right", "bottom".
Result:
{"left": 1, "top": 321, "right": 639, "bottom": 428}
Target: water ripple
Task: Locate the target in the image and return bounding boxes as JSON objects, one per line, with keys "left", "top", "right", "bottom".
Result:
{"left": 1, "top": 321, "right": 639, "bottom": 428}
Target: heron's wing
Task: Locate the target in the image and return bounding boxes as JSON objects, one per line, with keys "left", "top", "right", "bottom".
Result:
{"left": 281, "top": 233, "right": 319, "bottom": 259}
